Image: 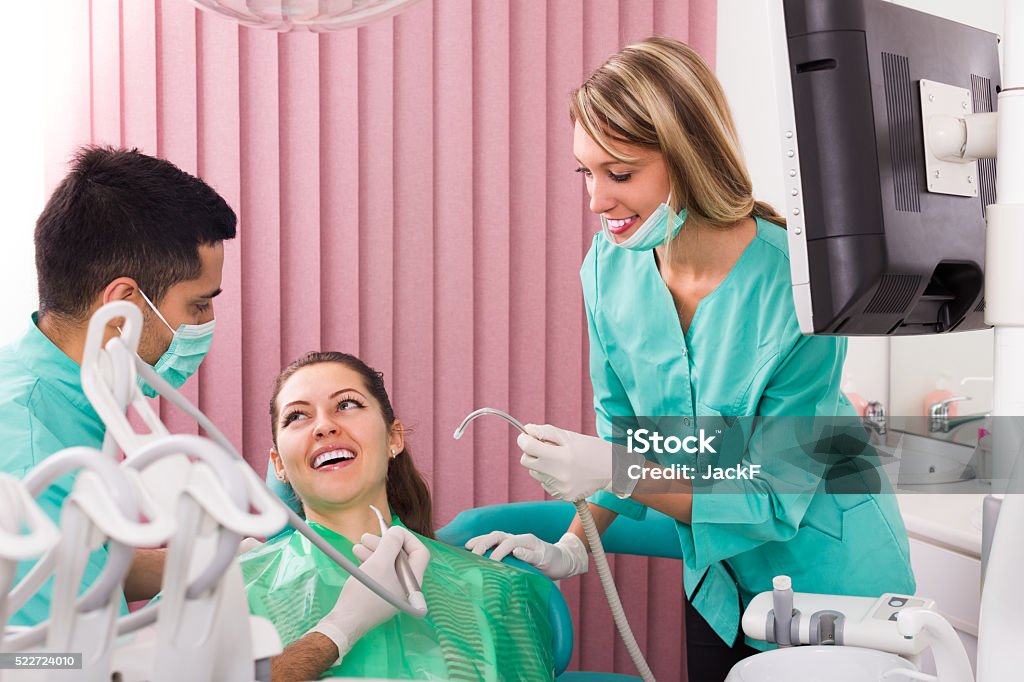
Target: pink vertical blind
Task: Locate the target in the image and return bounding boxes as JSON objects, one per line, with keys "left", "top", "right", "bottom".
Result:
{"left": 44, "top": 1, "right": 716, "bottom": 677}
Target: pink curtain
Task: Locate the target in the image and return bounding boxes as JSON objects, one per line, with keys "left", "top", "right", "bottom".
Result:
{"left": 45, "top": 1, "right": 716, "bottom": 676}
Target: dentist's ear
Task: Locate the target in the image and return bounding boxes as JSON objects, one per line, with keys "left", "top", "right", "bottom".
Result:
{"left": 269, "top": 448, "right": 288, "bottom": 482}
{"left": 102, "top": 277, "right": 140, "bottom": 305}
{"left": 98, "top": 277, "right": 141, "bottom": 336}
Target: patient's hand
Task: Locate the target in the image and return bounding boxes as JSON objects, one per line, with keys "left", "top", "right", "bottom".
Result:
{"left": 465, "top": 531, "right": 588, "bottom": 580}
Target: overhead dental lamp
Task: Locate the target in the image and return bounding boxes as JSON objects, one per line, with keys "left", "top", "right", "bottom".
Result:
{"left": 189, "top": 0, "right": 423, "bottom": 32}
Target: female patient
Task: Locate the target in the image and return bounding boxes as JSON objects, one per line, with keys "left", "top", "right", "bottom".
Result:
{"left": 241, "top": 351, "right": 555, "bottom": 681}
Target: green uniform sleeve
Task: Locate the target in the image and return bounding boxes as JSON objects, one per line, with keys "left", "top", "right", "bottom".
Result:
{"left": 682, "top": 334, "right": 849, "bottom": 570}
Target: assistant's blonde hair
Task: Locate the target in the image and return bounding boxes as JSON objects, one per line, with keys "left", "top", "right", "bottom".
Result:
{"left": 570, "top": 36, "right": 784, "bottom": 231}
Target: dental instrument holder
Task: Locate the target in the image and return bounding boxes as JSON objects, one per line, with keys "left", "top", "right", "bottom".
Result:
{"left": 454, "top": 408, "right": 656, "bottom": 682}
{"left": 78, "top": 304, "right": 288, "bottom": 682}
{"left": 744, "top": 579, "right": 936, "bottom": 657}
{"left": 4, "top": 449, "right": 174, "bottom": 682}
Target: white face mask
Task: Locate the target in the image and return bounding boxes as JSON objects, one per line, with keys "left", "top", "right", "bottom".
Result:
{"left": 601, "top": 194, "right": 686, "bottom": 251}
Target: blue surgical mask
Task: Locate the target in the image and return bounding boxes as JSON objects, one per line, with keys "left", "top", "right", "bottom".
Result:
{"left": 601, "top": 195, "right": 686, "bottom": 251}
{"left": 137, "top": 289, "right": 215, "bottom": 398}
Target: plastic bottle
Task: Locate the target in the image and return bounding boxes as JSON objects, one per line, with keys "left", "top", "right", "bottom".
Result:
{"left": 922, "top": 373, "right": 958, "bottom": 417}
{"left": 842, "top": 377, "right": 869, "bottom": 416}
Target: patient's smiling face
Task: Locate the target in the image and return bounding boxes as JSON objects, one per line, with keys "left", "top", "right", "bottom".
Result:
{"left": 271, "top": 363, "right": 403, "bottom": 518}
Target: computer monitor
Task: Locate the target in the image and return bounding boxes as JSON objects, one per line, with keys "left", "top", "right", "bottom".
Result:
{"left": 771, "top": 0, "right": 1000, "bottom": 335}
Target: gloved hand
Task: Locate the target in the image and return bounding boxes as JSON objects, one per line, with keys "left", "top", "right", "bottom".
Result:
{"left": 310, "top": 526, "right": 430, "bottom": 660}
{"left": 518, "top": 423, "right": 641, "bottom": 501}
{"left": 465, "top": 531, "right": 588, "bottom": 580}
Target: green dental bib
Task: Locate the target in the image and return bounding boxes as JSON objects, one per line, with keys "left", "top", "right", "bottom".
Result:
{"left": 240, "top": 518, "right": 555, "bottom": 680}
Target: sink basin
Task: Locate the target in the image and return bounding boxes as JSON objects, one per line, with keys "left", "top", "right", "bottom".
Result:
{"left": 725, "top": 646, "right": 917, "bottom": 681}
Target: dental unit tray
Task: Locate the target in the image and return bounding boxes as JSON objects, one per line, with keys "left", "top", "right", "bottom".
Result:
{"left": 743, "top": 588, "right": 937, "bottom": 655}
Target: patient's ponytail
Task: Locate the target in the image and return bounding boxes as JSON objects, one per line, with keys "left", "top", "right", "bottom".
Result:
{"left": 386, "top": 446, "right": 435, "bottom": 538}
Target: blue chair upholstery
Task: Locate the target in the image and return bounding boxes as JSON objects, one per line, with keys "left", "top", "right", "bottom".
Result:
{"left": 438, "top": 500, "right": 683, "bottom": 559}
{"left": 437, "top": 500, "right": 684, "bottom": 680}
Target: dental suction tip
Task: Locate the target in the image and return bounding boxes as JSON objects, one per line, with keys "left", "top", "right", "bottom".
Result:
{"left": 454, "top": 408, "right": 528, "bottom": 440}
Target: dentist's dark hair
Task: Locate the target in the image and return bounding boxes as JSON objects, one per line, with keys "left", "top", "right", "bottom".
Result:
{"left": 270, "top": 351, "right": 435, "bottom": 539}
{"left": 35, "top": 145, "right": 236, "bottom": 322}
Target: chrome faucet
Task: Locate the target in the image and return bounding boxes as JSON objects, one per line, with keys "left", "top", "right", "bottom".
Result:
{"left": 863, "top": 401, "right": 887, "bottom": 436}
{"left": 928, "top": 396, "right": 989, "bottom": 433}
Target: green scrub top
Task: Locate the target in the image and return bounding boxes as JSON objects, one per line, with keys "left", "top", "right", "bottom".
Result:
{"left": 0, "top": 315, "right": 128, "bottom": 625}
{"left": 582, "top": 219, "right": 915, "bottom": 649}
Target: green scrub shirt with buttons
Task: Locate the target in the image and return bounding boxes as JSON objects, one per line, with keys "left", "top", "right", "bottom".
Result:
{"left": 0, "top": 315, "right": 128, "bottom": 626}
{"left": 583, "top": 218, "right": 915, "bottom": 650}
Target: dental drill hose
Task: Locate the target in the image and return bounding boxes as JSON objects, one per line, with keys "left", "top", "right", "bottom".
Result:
{"left": 575, "top": 499, "right": 656, "bottom": 682}
{"left": 455, "top": 408, "right": 656, "bottom": 682}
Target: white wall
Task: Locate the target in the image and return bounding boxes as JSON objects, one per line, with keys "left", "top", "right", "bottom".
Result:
{"left": 0, "top": 5, "right": 46, "bottom": 344}
{"left": 716, "top": 0, "right": 1005, "bottom": 417}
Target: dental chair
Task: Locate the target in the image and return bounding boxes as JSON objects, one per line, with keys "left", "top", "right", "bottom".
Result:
{"left": 438, "top": 500, "right": 684, "bottom": 681}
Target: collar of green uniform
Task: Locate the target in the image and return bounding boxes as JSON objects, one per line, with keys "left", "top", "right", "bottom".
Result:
{"left": 17, "top": 313, "right": 101, "bottom": 422}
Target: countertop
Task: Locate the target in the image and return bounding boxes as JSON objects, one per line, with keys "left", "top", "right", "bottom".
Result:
{"left": 896, "top": 487, "right": 988, "bottom": 559}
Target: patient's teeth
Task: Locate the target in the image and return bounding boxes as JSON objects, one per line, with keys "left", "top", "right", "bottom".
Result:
{"left": 313, "top": 449, "right": 356, "bottom": 469}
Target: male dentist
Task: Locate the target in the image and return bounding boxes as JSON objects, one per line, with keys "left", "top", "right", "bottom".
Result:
{"left": 0, "top": 146, "right": 236, "bottom": 625}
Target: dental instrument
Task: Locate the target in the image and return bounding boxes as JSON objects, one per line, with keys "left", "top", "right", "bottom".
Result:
{"left": 369, "top": 505, "right": 427, "bottom": 611}
{"left": 453, "top": 407, "right": 529, "bottom": 439}
{"left": 454, "top": 407, "right": 655, "bottom": 682}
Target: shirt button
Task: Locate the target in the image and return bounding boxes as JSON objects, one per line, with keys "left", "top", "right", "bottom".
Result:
{"left": 683, "top": 418, "right": 691, "bottom": 426}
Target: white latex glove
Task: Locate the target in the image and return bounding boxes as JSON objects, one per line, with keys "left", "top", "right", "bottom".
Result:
{"left": 518, "top": 423, "right": 639, "bottom": 501}
{"left": 464, "top": 531, "right": 588, "bottom": 580}
{"left": 309, "top": 526, "right": 430, "bottom": 660}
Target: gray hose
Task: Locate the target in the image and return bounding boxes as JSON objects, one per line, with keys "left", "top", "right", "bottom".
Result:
{"left": 575, "top": 500, "right": 655, "bottom": 682}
